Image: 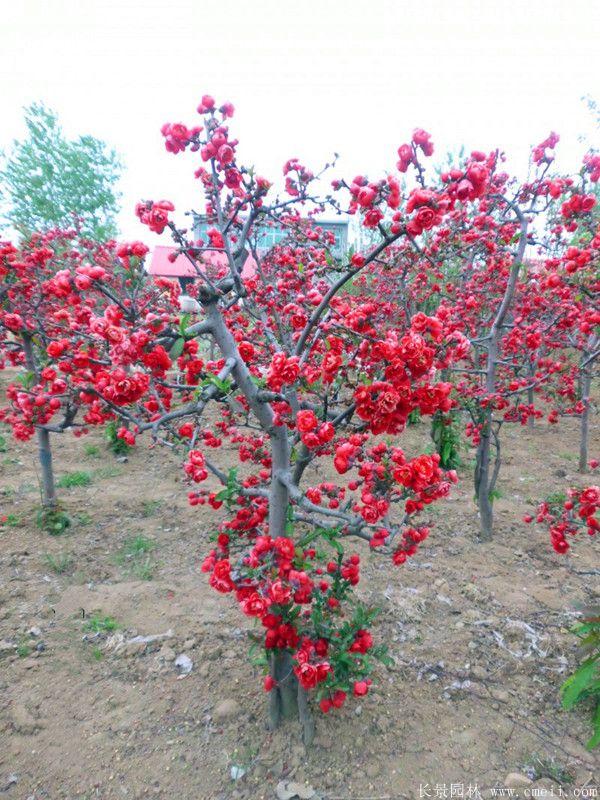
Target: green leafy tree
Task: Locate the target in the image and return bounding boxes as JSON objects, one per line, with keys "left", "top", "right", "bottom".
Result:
{"left": 0, "top": 103, "right": 122, "bottom": 240}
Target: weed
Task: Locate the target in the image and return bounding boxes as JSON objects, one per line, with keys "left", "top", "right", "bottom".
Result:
{"left": 17, "top": 643, "right": 31, "bottom": 658}
{"left": 91, "top": 646, "right": 104, "bottom": 661}
{"left": 94, "top": 465, "right": 124, "bottom": 480}
{"left": 57, "top": 471, "right": 92, "bottom": 489}
{"left": 37, "top": 507, "right": 71, "bottom": 535}
{"left": 0, "top": 434, "right": 7, "bottom": 452}
{"left": 431, "top": 409, "right": 463, "bottom": 470}
{"left": 115, "top": 535, "right": 156, "bottom": 580}
{"left": 141, "top": 499, "right": 162, "bottom": 517}
{"left": 121, "top": 535, "right": 155, "bottom": 557}
{"left": 76, "top": 512, "right": 93, "bottom": 526}
{"left": 133, "top": 557, "right": 155, "bottom": 581}
{"left": 105, "top": 420, "right": 132, "bottom": 456}
{"left": 83, "top": 614, "right": 120, "bottom": 634}
{"left": 521, "top": 752, "right": 574, "bottom": 784}
{"left": 559, "top": 452, "right": 577, "bottom": 462}
{"left": 84, "top": 444, "right": 101, "bottom": 458}
{"left": 45, "top": 552, "right": 73, "bottom": 574}
{"left": 488, "top": 487, "right": 504, "bottom": 501}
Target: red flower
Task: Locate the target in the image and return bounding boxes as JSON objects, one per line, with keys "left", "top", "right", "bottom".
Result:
{"left": 296, "top": 409, "right": 318, "bottom": 432}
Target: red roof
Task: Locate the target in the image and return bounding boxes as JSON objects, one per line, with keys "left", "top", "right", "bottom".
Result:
{"left": 147, "top": 245, "right": 256, "bottom": 280}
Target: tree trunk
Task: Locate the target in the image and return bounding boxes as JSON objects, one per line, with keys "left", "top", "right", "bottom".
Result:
{"left": 475, "top": 419, "right": 494, "bottom": 541}
{"left": 268, "top": 651, "right": 315, "bottom": 745}
{"left": 37, "top": 427, "right": 57, "bottom": 508}
{"left": 579, "top": 370, "right": 592, "bottom": 474}
{"left": 527, "top": 385, "right": 535, "bottom": 429}
{"left": 22, "top": 334, "right": 57, "bottom": 508}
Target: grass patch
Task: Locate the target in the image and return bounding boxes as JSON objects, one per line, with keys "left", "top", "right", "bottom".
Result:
{"left": 17, "top": 643, "right": 31, "bottom": 658}
{"left": 91, "top": 646, "right": 104, "bottom": 661}
{"left": 84, "top": 444, "right": 101, "bottom": 458}
{"left": 132, "top": 557, "right": 155, "bottom": 581}
{"left": 83, "top": 614, "right": 120, "bottom": 634}
{"left": 45, "top": 552, "right": 73, "bottom": 574}
{"left": 121, "top": 534, "right": 155, "bottom": 557}
{"left": 559, "top": 452, "right": 577, "bottom": 462}
{"left": 76, "top": 512, "right": 93, "bottom": 526}
{"left": 141, "top": 500, "right": 162, "bottom": 518}
{"left": 57, "top": 471, "right": 93, "bottom": 489}
{"left": 94, "top": 465, "right": 124, "bottom": 480}
{"left": 115, "top": 535, "right": 157, "bottom": 581}
{"left": 37, "top": 507, "right": 71, "bottom": 536}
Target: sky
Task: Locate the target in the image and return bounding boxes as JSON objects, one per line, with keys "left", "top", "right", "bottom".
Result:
{"left": 1, "top": 0, "right": 599, "bottom": 243}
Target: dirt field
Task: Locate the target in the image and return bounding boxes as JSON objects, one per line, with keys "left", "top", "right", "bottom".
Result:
{"left": 0, "top": 406, "right": 599, "bottom": 800}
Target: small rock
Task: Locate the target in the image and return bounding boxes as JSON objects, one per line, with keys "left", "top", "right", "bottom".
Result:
{"left": 470, "top": 665, "right": 487, "bottom": 680}
{"left": 157, "top": 645, "right": 176, "bottom": 662}
{"left": 212, "top": 698, "right": 241, "bottom": 722}
{"left": 436, "top": 594, "right": 452, "bottom": 605}
{"left": 35, "top": 642, "right": 47, "bottom": 653}
{"left": 504, "top": 773, "right": 533, "bottom": 789}
{"left": 175, "top": 653, "right": 193, "bottom": 674}
{"left": 1, "top": 774, "right": 19, "bottom": 791}
{"left": 230, "top": 765, "right": 246, "bottom": 781}
{"left": 354, "top": 705, "right": 362, "bottom": 716}
{"left": 276, "top": 781, "right": 316, "bottom": 800}
{"left": 28, "top": 627, "right": 42, "bottom": 638}
{"left": 183, "top": 638, "right": 196, "bottom": 650}
{"left": 365, "top": 763, "right": 380, "bottom": 779}
{"left": 0, "top": 640, "right": 16, "bottom": 656}
{"left": 116, "top": 456, "right": 128, "bottom": 463}
{"left": 491, "top": 689, "right": 510, "bottom": 703}
{"left": 11, "top": 704, "right": 40, "bottom": 734}
{"left": 554, "top": 468, "right": 567, "bottom": 478}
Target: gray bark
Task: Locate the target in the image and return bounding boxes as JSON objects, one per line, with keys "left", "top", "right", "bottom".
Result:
{"left": 22, "top": 334, "right": 57, "bottom": 508}
{"left": 579, "top": 370, "right": 592, "bottom": 474}
{"left": 475, "top": 202, "right": 528, "bottom": 540}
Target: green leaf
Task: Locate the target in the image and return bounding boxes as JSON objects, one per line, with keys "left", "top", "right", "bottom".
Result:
{"left": 561, "top": 658, "right": 598, "bottom": 709}
{"left": 170, "top": 337, "right": 185, "bottom": 359}
{"left": 586, "top": 703, "right": 600, "bottom": 749}
{"left": 178, "top": 313, "right": 191, "bottom": 336}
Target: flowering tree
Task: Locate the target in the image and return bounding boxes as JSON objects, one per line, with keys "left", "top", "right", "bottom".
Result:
{"left": 0, "top": 231, "right": 171, "bottom": 513}
{"left": 534, "top": 161, "right": 600, "bottom": 473}
{"left": 393, "top": 134, "right": 599, "bottom": 538}
{"left": 116, "top": 98, "right": 475, "bottom": 741}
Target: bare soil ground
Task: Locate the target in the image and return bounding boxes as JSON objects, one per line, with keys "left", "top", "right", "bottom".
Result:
{"left": 0, "top": 405, "right": 599, "bottom": 800}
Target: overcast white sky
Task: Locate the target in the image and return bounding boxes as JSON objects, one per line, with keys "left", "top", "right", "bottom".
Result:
{"left": 1, "top": 0, "right": 599, "bottom": 242}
